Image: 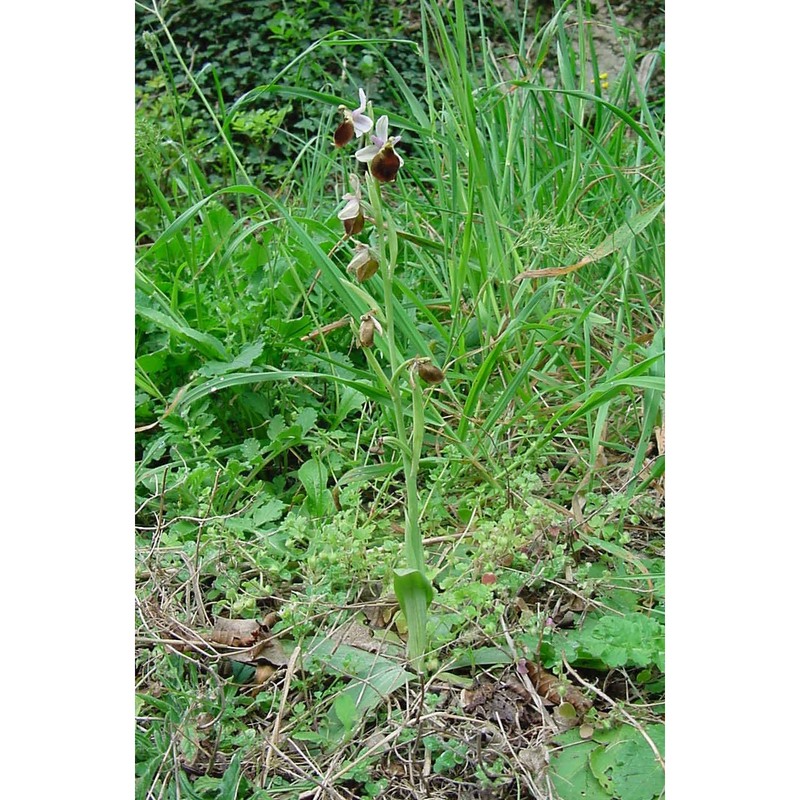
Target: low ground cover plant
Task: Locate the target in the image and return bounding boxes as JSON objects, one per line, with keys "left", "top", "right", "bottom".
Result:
{"left": 135, "top": 1, "right": 664, "bottom": 797}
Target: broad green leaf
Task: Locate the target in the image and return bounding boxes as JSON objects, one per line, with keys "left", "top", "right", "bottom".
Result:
{"left": 333, "top": 693, "right": 358, "bottom": 733}
{"left": 550, "top": 733, "right": 610, "bottom": 800}
{"left": 217, "top": 752, "right": 242, "bottom": 800}
{"left": 394, "top": 568, "right": 434, "bottom": 668}
{"left": 298, "top": 458, "right": 332, "bottom": 517}
{"left": 589, "top": 724, "right": 665, "bottom": 800}
{"left": 303, "top": 635, "right": 414, "bottom": 745}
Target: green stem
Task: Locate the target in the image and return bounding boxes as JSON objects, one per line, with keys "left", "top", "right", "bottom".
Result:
{"left": 405, "top": 377, "right": 426, "bottom": 573}
{"left": 367, "top": 174, "right": 430, "bottom": 667}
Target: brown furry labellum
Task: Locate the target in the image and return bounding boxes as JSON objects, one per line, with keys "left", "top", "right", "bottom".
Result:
{"left": 356, "top": 253, "right": 379, "bottom": 282}
{"left": 370, "top": 144, "right": 402, "bottom": 183}
{"left": 343, "top": 210, "right": 365, "bottom": 236}
{"left": 417, "top": 361, "right": 445, "bottom": 384}
{"left": 333, "top": 106, "right": 355, "bottom": 148}
{"left": 347, "top": 244, "right": 379, "bottom": 283}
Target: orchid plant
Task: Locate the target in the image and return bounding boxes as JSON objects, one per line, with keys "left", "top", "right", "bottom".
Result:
{"left": 329, "top": 89, "right": 437, "bottom": 671}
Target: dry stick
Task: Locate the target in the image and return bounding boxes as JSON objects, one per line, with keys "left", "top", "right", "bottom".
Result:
{"left": 189, "top": 468, "right": 221, "bottom": 627}
{"left": 288, "top": 737, "right": 346, "bottom": 800}
{"left": 300, "top": 314, "right": 352, "bottom": 342}
{"left": 265, "top": 741, "right": 337, "bottom": 798}
{"left": 263, "top": 644, "right": 302, "bottom": 780}
{"left": 302, "top": 738, "right": 351, "bottom": 800}
{"left": 145, "top": 465, "right": 170, "bottom": 561}
{"left": 135, "top": 384, "right": 188, "bottom": 433}
{"left": 492, "top": 713, "right": 540, "bottom": 798}
{"left": 325, "top": 725, "right": 405, "bottom": 786}
{"left": 309, "top": 761, "right": 342, "bottom": 800}
{"left": 561, "top": 658, "right": 665, "bottom": 770}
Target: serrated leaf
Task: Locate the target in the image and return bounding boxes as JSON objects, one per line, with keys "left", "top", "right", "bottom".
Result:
{"left": 240, "top": 437, "right": 263, "bottom": 461}
{"left": 267, "top": 415, "right": 286, "bottom": 439}
{"left": 295, "top": 407, "right": 317, "bottom": 434}
{"left": 576, "top": 613, "right": 664, "bottom": 669}
{"left": 252, "top": 498, "right": 286, "bottom": 526}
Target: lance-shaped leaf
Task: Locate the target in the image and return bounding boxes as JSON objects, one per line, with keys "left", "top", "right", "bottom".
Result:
{"left": 394, "top": 567, "right": 434, "bottom": 669}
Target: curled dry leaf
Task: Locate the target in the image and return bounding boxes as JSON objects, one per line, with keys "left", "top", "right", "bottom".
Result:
{"left": 363, "top": 601, "right": 397, "bottom": 629}
{"left": 524, "top": 661, "right": 593, "bottom": 714}
{"left": 254, "top": 663, "right": 276, "bottom": 684}
{"left": 261, "top": 610, "right": 280, "bottom": 630}
{"left": 210, "top": 617, "right": 262, "bottom": 647}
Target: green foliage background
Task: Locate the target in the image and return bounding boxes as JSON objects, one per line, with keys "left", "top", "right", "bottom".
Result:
{"left": 135, "top": 1, "right": 665, "bottom": 797}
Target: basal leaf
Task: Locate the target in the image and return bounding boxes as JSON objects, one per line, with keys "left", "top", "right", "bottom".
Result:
{"left": 589, "top": 724, "right": 665, "bottom": 800}
{"left": 550, "top": 732, "right": 611, "bottom": 800}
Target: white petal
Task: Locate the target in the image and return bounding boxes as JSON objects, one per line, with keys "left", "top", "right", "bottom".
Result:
{"left": 355, "top": 144, "right": 379, "bottom": 162}
{"left": 337, "top": 197, "right": 360, "bottom": 220}
{"left": 352, "top": 112, "right": 373, "bottom": 136}
{"left": 375, "top": 115, "right": 389, "bottom": 143}
{"left": 357, "top": 87, "right": 368, "bottom": 112}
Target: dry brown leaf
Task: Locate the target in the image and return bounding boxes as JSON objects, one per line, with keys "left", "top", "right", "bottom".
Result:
{"left": 233, "top": 638, "right": 290, "bottom": 666}
{"left": 363, "top": 601, "right": 397, "bottom": 629}
{"left": 525, "top": 662, "right": 593, "bottom": 713}
{"left": 261, "top": 610, "right": 280, "bottom": 630}
{"left": 326, "top": 618, "right": 395, "bottom": 655}
{"left": 210, "top": 618, "right": 262, "bottom": 647}
{"left": 254, "top": 663, "right": 276, "bottom": 684}
{"left": 461, "top": 673, "right": 539, "bottom": 726}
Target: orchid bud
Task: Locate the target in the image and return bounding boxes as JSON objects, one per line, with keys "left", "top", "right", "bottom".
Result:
{"left": 417, "top": 361, "right": 445, "bottom": 384}
{"left": 359, "top": 316, "right": 375, "bottom": 347}
{"left": 346, "top": 242, "right": 379, "bottom": 282}
{"left": 358, "top": 313, "right": 382, "bottom": 347}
